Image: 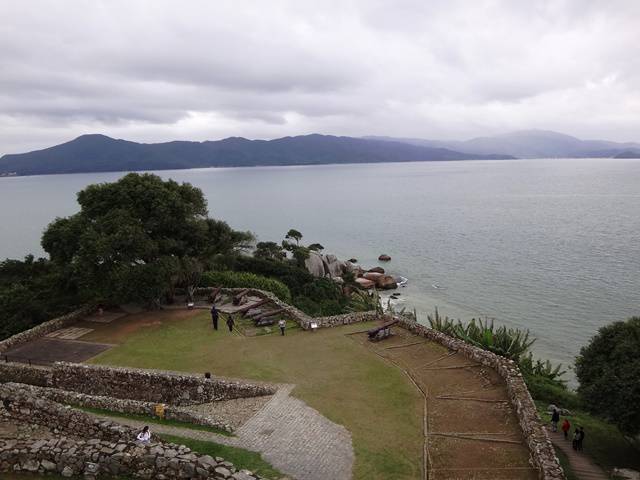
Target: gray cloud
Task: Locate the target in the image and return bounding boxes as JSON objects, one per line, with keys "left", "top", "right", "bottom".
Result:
{"left": 0, "top": 0, "right": 639, "bottom": 155}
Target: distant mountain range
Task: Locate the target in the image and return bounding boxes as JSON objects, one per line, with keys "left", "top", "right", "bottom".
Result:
{"left": 1, "top": 130, "right": 638, "bottom": 176}
{"left": 0, "top": 134, "right": 513, "bottom": 176}
{"left": 368, "top": 130, "right": 640, "bottom": 159}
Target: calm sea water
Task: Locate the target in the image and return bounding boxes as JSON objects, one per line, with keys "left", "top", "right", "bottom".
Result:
{"left": 1, "top": 159, "right": 639, "bottom": 383}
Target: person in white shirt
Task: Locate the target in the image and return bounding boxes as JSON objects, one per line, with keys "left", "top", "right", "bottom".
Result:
{"left": 136, "top": 425, "right": 151, "bottom": 444}
{"left": 278, "top": 319, "right": 286, "bottom": 336}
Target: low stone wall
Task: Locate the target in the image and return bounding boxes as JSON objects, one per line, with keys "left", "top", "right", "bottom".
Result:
{"left": 53, "top": 362, "right": 276, "bottom": 406}
{"left": 302, "top": 311, "right": 379, "bottom": 329}
{"left": 0, "top": 305, "right": 94, "bottom": 354}
{"left": 0, "top": 383, "right": 263, "bottom": 479}
{"left": 396, "top": 316, "right": 564, "bottom": 480}
{"left": 0, "top": 361, "right": 52, "bottom": 387}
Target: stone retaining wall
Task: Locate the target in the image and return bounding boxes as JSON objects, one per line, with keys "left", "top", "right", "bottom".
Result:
{"left": 0, "top": 383, "right": 263, "bottom": 480}
{"left": 302, "top": 311, "right": 379, "bottom": 329}
{"left": 11, "top": 383, "right": 234, "bottom": 432}
{"left": 52, "top": 362, "right": 276, "bottom": 406}
{"left": 0, "top": 361, "right": 52, "bottom": 387}
{"left": 0, "top": 305, "right": 94, "bottom": 353}
{"left": 396, "top": 316, "right": 564, "bottom": 480}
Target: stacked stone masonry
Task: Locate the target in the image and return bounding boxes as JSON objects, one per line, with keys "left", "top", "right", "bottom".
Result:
{"left": 0, "top": 384, "right": 264, "bottom": 480}
{"left": 396, "top": 315, "right": 565, "bottom": 480}
{"left": 53, "top": 362, "right": 276, "bottom": 405}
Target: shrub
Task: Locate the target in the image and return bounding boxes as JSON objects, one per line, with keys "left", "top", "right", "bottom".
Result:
{"left": 201, "top": 271, "right": 291, "bottom": 303}
{"left": 576, "top": 317, "right": 640, "bottom": 435}
{"left": 524, "top": 374, "right": 582, "bottom": 410}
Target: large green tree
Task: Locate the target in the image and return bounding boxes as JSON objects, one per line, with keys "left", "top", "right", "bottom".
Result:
{"left": 42, "top": 173, "right": 252, "bottom": 306}
{"left": 575, "top": 317, "right": 640, "bottom": 435}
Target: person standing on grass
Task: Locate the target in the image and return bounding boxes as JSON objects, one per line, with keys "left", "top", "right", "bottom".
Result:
{"left": 561, "top": 418, "right": 571, "bottom": 439}
{"left": 210, "top": 304, "right": 219, "bottom": 330}
{"left": 136, "top": 426, "right": 151, "bottom": 444}
{"left": 226, "top": 315, "right": 235, "bottom": 333}
{"left": 278, "top": 318, "right": 286, "bottom": 336}
{"left": 551, "top": 408, "right": 560, "bottom": 432}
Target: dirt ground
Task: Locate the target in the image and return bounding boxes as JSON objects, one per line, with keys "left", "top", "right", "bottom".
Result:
{"left": 2, "top": 337, "right": 112, "bottom": 365}
{"left": 350, "top": 328, "right": 539, "bottom": 480}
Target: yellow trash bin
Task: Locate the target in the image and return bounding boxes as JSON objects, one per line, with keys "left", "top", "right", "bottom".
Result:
{"left": 154, "top": 403, "right": 165, "bottom": 419}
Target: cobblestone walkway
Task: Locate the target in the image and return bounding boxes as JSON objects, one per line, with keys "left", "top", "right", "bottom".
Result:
{"left": 96, "top": 385, "right": 354, "bottom": 480}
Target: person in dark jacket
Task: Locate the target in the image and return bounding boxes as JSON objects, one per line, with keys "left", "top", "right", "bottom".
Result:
{"left": 551, "top": 408, "right": 560, "bottom": 432}
{"left": 210, "top": 305, "right": 219, "bottom": 330}
{"left": 226, "top": 315, "right": 235, "bottom": 333}
{"left": 577, "top": 426, "right": 585, "bottom": 451}
{"left": 572, "top": 428, "right": 580, "bottom": 450}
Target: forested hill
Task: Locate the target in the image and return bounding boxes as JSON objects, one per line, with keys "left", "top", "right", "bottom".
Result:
{"left": 0, "top": 134, "right": 514, "bottom": 176}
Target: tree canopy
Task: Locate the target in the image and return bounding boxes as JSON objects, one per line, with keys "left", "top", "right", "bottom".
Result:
{"left": 42, "top": 173, "right": 252, "bottom": 306}
{"left": 575, "top": 317, "right": 640, "bottom": 435}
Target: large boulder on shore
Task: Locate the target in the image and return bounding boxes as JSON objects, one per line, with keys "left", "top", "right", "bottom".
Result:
{"left": 325, "top": 254, "right": 345, "bottom": 278}
{"left": 355, "top": 277, "right": 375, "bottom": 289}
{"left": 305, "top": 251, "right": 328, "bottom": 277}
{"left": 378, "top": 275, "right": 398, "bottom": 290}
{"left": 363, "top": 272, "right": 383, "bottom": 282}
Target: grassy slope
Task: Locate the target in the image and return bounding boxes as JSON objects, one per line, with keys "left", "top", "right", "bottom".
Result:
{"left": 89, "top": 312, "right": 424, "bottom": 480}
{"left": 537, "top": 402, "right": 640, "bottom": 472}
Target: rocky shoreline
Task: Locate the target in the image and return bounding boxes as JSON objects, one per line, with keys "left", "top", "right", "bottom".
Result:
{"left": 304, "top": 251, "right": 405, "bottom": 290}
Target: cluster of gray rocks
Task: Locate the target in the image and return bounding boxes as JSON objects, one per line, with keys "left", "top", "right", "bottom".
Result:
{"left": 1, "top": 436, "right": 261, "bottom": 479}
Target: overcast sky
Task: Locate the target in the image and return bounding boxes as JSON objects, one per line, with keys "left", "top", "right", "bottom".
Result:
{"left": 1, "top": 0, "right": 639, "bottom": 155}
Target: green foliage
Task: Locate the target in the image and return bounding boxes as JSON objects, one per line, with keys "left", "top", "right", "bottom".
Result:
{"left": 0, "top": 256, "right": 80, "bottom": 340}
{"left": 41, "top": 173, "right": 251, "bottom": 307}
{"left": 575, "top": 317, "right": 640, "bottom": 435}
{"left": 201, "top": 270, "right": 291, "bottom": 302}
{"left": 293, "top": 277, "right": 347, "bottom": 316}
{"left": 519, "top": 352, "right": 566, "bottom": 382}
{"left": 217, "top": 255, "right": 314, "bottom": 296}
{"left": 524, "top": 374, "right": 582, "bottom": 410}
{"left": 348, "top": 289, "right": 383, "bottom": 314}
{"left": 254, "top": 241, "right": 285, "bottom": 261}
{"left": 308, "top": 243, "right": 324, "bottom": 251}
{"left": 426, "top": 309, "right": 535, "bottom": 361}
{"left": 285, "top": 228, "right": 303, "bottom": 245}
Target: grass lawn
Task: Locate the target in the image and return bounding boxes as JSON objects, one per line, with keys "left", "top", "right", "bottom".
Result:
{"left": 88, "top": 311, "right": 424, "bottom": 480}
{"left": 75, "top": 405, "right": 232, "bottom": 436}
{"left": 537, "top": 402, "right": 640, "bottom": 472}
{"left": 158, "top": 434, "right": 283, "bottom": 479}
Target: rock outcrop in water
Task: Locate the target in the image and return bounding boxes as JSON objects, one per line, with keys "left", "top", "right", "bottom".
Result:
{"left": 304, "top": 251, "right": 399, "bottom": 289}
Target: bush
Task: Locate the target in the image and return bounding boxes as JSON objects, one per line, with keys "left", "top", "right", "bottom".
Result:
{"left": 576, "top": 317, "right": 640, "bottom": 435}
{"left": 523, "top": 374, "right": 582, "bottom": 410}
{"left": 201, "top": 271, "right": 291, "bottom": 303}
{"left": 221, "top": 255, "right": 314, "bottom": 296}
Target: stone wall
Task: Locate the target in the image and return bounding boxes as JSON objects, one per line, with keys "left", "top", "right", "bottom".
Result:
{"left": 52, "top": 362, "right": 276, "bottom": 406}
{"left": 0, "top": 361, "right": 52, "bottom": 387}
{"left": 0, "top": 383, "right": 263, "bottom": 479}
{"left": 302, "top": 311, "right": 379, "bottom": 329}
{"left": 12, "top": 383, "right": 234, "bottom": 432}
{"left": 396, "top": 316, "right": 564, "bottom": 480}
{"left": 0, "top": 305, "right": 94, "bottom": 354}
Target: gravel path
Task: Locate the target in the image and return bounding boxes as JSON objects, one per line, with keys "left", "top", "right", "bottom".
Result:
{"left": 95, "top": 385, "right": 354, "bottom": 480}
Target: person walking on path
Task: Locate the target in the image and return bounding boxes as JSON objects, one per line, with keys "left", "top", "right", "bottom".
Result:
{"left": 226, "top": 315, "right": 235, "bottom": 333}
{"left": 210, "top": 305, "right": 219, "bottom": 330}
{"left": 572, "top": 428, "right": 580, "bottom": 450}
{"left": 577, "top": 426, "right": 585, "bottom": 451}
{"left": 551, "top": 408, "right": 560, "bottom": 432}
{"left": 561, "top": 418, "right": 571, "bottom": 439}
{"left": 278, "top": 319, "right": 286, "bottom": 336}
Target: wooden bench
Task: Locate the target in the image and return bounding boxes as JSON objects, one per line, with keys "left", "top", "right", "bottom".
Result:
{"left": 367, "top": 319, "right": 398, "bottom": 342}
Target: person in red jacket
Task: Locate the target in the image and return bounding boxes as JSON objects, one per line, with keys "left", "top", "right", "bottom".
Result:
{"left": 561, "top": 418, "right": 571, "bottom": 439}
